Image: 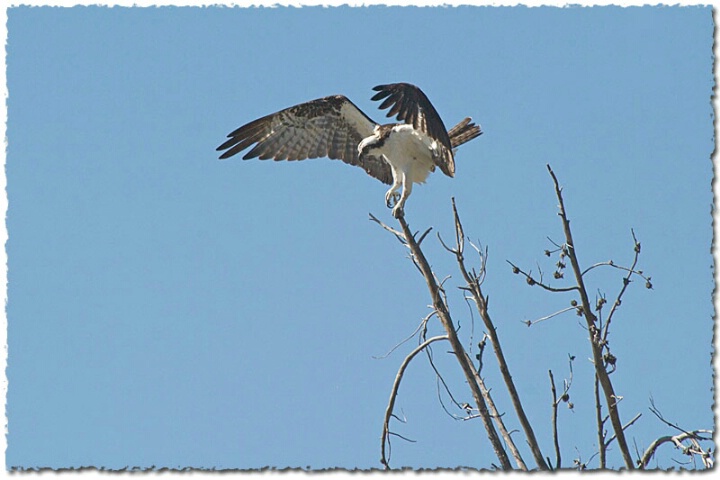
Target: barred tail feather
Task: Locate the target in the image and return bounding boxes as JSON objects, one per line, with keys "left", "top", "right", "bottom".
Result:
{"left": 448, "top": 117, "right": 482, "bottom": 149}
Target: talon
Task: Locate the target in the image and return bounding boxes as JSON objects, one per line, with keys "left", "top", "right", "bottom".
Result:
{"left": 385, "top": 192, "right": 400, "bottom": 209}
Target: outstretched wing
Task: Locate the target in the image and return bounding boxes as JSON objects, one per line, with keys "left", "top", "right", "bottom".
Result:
{"left": 217, "top": 95, "right": 392, "bottom": 184}
{"left": 371, "top": 83, "right": 455, "bottom": 176}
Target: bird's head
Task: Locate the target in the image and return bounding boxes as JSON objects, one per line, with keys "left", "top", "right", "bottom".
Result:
{"left": 358, "top": 134, "right": 380, "bottom": 160}
{"left": 358, "top": 125, "right": 389, "bottom": 160}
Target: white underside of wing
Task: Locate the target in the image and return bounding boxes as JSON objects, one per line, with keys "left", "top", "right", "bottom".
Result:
{"left": 382, "top": 125, "right": 439, "bottom": 185}
{"left": 340, "top": 100, "right": 377, "bottom": 139}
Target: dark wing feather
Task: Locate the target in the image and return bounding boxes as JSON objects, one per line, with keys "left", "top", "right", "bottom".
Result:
{"left": 217, "top": 95, "right": 392, "bottom": 184}
{"left": 371, "top": 83, "right": 455, "bottom": 176}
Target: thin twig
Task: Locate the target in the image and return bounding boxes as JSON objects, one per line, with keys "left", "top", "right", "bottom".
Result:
{"left": 463, "top": 295, "right": 476, "bottom": 357}
{"left": 605, "top": 413, "right": 642, "bottom": 448}
{"left": 648, "top": 397, "right": 689, "bottom": 435}
{"left": 602, "top": 229, "right": 647, "bottom": 344}
{"left": 373, "top": 312, "right": 435, "bottom": 360}
{"left": 582, "top": 261, "right": 650, "bottom": 281}
{"left": 369, "top": 213, "right": 405, "bottom": 243}
{"left": 388, "top": 431, "right": 417, "bottom": 443}
{"left": 422, "top": 332, "right": 465, "bottom": 414}
{"left": 507, "top": 260, "right": 579, "bottom": 293}
{"left": 417, "top": 227, "right": 433, "bottom": 246}
{"left": 523, "top": 306, "right": 577, "bottom": 327}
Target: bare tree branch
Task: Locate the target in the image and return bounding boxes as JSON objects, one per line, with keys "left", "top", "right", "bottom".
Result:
{"left": 378, "top": 212, "right": 514, "bottom": 470}
{"left": 447, "top": 199, "right": 549, "bottom": 471}
{"left": 464, "top": 351, "right": 529, "bottom": 471}
{"left": 420, "top": 329, "right": 466, "bottom": 416}
{"left": 369, "top": 213, "right": 405, "bottom": 243}
{"left": 593, "top": 373, "right": 606, "bottom": 469}
{"left": 639, "top": 430, "right": 714, "bottom": 469}
{"left": 648, "top": 397, "right": 694, "bottom": 436}
{"left": 582, "top": 260, "right": 649, "bottom": 282}
{"left": 642, "top": 399, "right": 714, "bottom": 468}
{"left": 605, "top": 413, "right": 642, "bottom": 449}
{"left": 601, "top": 229, "right": 648, "bottom": 344}
{"left": 523, "top": 306, "right": 577, "bottom": 327}
{"left": 549, "top": 370, "right": 561, "bottom": 470}
{"left": 546, "top": 164, "right": 635, "bottom": 469}
{"left": 373, "top": 312, "right": 435, "bottom": 360}
{"left": 548, "top": 356, "right": 574, "bottom": 470}
{"left": 507, "top": 260, "right": 579, "bottom": 293}
{"left": 381, "top": 335, "right": 448, "bottom": 469}
{"left": 417, "top": 227, "right": 433, "bottom": 246}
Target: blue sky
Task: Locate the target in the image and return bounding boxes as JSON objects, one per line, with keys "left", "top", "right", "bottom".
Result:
{"left": 5, "top": 5, "right": 714, "bottom": 470}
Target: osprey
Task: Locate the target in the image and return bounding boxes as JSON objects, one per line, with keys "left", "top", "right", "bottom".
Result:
{"left": 217, "top": 83, "right": 482, "bottom": 217}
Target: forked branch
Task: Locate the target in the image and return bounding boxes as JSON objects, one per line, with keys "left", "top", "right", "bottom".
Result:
{"left": 642, "top": 398, "right": 713, "bottom": 467}
{"left": 549, "top": 356, "right": 574, "bottom": 470}
{"left": 443, "top": 199, "right": 548, "bottom": 471}
{"left": 546, "top": 164, "right": 635, "bottom": 469}
{"left": 394, "top": 212, "right": 514, "bottom": 470}
{"left": 601, "top": 230, "right": 650, "bottom": 343}
{"left": 639, "top": 430, "right": 714, "bottom": 469}
{"left": 373, "top": 210, "right": 513, "bottom": 470}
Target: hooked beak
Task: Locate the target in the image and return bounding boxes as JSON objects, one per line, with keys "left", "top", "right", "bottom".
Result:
{"left": 358, "top": 135, "right": 379, "bottom": 160}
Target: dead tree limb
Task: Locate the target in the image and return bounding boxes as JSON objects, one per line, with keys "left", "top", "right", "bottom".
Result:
{"left": 548, "top": 371, "right": 561, "bottom": 470}
{"left": 548, "top": 370, "right": 561, "bottom": 470}
{"left": 381, "top": 335, "right": 449, "bottom": 469}
{"left": 605, "top": 413, "right": 642, "bottom": 450}
{"left": 506, "top": 261, "right": 579, "bottom": 293}
{"left": 593, "top": 373, "right": 607, "bottom": 468}
{"left": 548, "top": 356, "right": 574, "bottom": 470}
{"left": 464, "top": 351, "right": 529, "bottom": 471}
{"left": 601, "top": 230, "right": 648, "bottom": 344}
{"left": 546, "top": 164, "right": 635, "bottom": 469}
{"left": 441, "top": 199, "right": 549, "bottom": 471}
{"left": 523, "top": 306, "right": 577, "bottom": 327}
{"left": 639, "top": 430, "right": 714, "bottom": 469}
{"left": 641, "top": 398, "right": 713, "bottom": 468}
{"left": 392, "top": 213, "right": 514, "bottom": 470}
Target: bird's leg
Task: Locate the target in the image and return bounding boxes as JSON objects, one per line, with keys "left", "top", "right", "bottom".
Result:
{"left": 385, "top": 178, "right": 401, "bottom": 209}
{"left": 391, "top": 177, "right": 412, "bottom": 219}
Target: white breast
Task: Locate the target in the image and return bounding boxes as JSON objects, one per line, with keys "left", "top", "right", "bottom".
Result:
{"left": 381, "top": 125, "right": 439, "bottom": 184}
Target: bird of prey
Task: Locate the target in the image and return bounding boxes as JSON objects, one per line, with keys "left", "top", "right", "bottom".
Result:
{"left": 216, "top": 83, "right": 482, "bottom": 218}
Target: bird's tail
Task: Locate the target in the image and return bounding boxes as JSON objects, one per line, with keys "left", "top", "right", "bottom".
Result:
{"left": 448, "top": 117, "right": 483, "bottom": 149}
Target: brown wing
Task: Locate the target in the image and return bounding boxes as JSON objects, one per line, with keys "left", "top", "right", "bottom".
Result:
{"left": 216, "top": 95, "right": 393, "bottom": 184}
{"left": 371, "top": 83, "right": 455, "bottom": 176}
